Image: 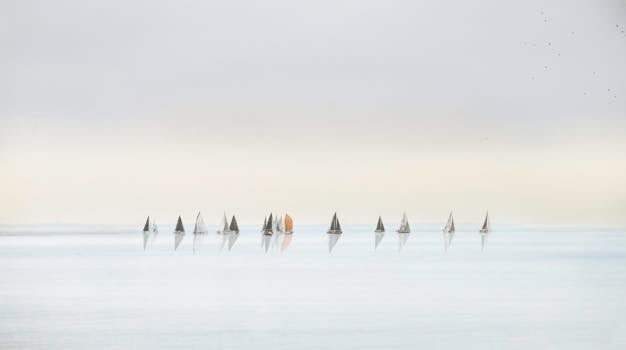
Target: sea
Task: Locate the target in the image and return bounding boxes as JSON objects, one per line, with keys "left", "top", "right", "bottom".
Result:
{"left": 1, "top": 224, "right": 625, "bottom": 349}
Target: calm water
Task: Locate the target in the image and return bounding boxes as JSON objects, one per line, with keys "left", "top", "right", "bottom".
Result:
{"left": 1, "top": 224, "right": 625, "bottom": 349}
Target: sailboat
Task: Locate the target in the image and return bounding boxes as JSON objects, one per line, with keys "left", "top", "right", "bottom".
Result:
{"left": 396, "top": 213, "right": 410, "bottom": 251}
{"left": 396, "top": 213, "right": 410, "bottom": 233}
{"left": 479, "top": 211, "right": 490, "bottom": 251}
{"left": 479, "top": 212, "right": 490, "bottom": 233}
{"left": 142, "top": 216, "right": 152, "bottom": 251}
{"left": 272, "top": 214, "right": 284, "bottom": 249}
{"left": 217, "top": 213, "right": 231, "bottom": 235}
{"left": 227, "top": 215, "right": 240, "bottom": 250}
{"left": 442, "top": 212, "right": 455, "bottom": 251}
{"left": 263, "top": 213, "right": 274, "bottom": 235}
{"left": 193, "top": 212, "right": 208, "bottom": 234}
{"left": 280, "top": 213, "right": 294, "bottom": 252}
{"left": 149, "top": 219, "right": 158, "bottom": 247}
{"left": 327, "top": 212, "right": 342, "bottom": 253}
{"left": 374, "top": 216, "right": 385, "bottom": 249}
{"left": 284, "top": 214, "right": 294, "bottom": 234}
{"left": 192, "top": 212, "right": 208, "bottom": 253}
{"left": 262, "top": 213, "right": 273, "bottom": 253}
{"left": 276, "top": 215, "right": 284, "bottom": 233}
{"left": 173, "top": 215, "right": 185, "bottom": 250}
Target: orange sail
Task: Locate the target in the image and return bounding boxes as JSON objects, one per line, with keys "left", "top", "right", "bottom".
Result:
{"left": 284, "top": 213, "right": 294, "bottom": 234}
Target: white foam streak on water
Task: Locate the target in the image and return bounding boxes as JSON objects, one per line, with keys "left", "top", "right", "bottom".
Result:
{"left": 1, "top": 225, "right": 625, "bottom": 349}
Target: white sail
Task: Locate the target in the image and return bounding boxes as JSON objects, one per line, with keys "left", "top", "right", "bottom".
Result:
{"left": 443, "top": 212, "right": 455, "bottom": 251}
{"left": 193, "top": 212, "right": 208, "bottom": 235}
{"left": 443, "top": 212, "right": 455, "bottom": 233}
{"left": 272, "top": 213, "right": 278, "bottom": 233}
{"left": 272, "top": 214, "right": 283, "bottom": 249}
{"left": 217, "top": 213, "right": 231, "bottom": 234}
{"left": 397, "top": 213, "right": 410, "bottom": 233}
{"left": 276, "top": 215, "right": 284, "bottom": 232}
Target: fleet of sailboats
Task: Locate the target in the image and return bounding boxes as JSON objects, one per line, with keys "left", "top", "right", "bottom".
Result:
{"left": 142, "top": 211, "right": 493, "bottom": 252}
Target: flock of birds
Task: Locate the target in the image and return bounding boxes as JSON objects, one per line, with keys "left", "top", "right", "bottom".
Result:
{"left": 526, "top": 11, "right": 623, "bottom": 101}
{"left": 139, "top": 211, "right": 492, "bottom": 254}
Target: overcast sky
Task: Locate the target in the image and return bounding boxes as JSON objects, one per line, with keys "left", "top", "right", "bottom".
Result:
{"left": 1, "top": 0, "right": 625, "bottom": 226}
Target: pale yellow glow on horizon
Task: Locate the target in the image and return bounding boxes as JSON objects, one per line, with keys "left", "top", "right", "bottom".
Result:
{"left": 1, "top": 137, "right": 624, "bottom": 227}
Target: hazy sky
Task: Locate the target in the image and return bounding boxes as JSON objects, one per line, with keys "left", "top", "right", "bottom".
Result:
{"left": 1, "top": 0, "right": 625, "bottom": 226}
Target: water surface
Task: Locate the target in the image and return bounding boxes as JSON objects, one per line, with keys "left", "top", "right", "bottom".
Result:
{"left": 1, "top": 225, "right": 625, "bottom": 349}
